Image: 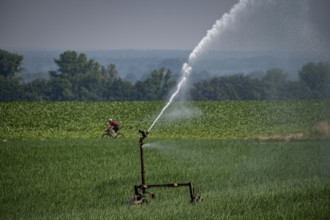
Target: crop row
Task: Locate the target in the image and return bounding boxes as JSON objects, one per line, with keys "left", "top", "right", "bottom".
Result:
{"left": 0, "top": 100, "right": 329, "bottom": 140}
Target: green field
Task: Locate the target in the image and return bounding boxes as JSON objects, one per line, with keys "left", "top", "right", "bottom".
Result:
{"left": 1, "top": 100, "right": 329, "bottom": 140}
{"left": 1, "top": 101, "right": 330, "bottom": 219}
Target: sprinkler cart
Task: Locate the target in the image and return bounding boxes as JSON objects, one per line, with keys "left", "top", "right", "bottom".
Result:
{"left": 129, "top": 130, "right": 203, "bottom": 205}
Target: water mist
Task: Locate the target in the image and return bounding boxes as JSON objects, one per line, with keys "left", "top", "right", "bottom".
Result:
{"left": 148, "top": 0, "right": 252, "bottom": 132}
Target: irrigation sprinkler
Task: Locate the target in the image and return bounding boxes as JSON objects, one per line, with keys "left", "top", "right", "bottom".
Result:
{"left": 129, "top": 130, "right": 202, "bottom": 205}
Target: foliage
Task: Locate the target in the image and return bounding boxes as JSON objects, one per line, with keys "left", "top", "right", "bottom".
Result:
{"left": 191, "top": 65, "right": 330, "bottom": 100}
{"left": 1, "top": 49, "right": 330, "bottom": 101}
{"left": 0, "top": 77, "right": 24, "bottom": 101}
{"left": 261, "top": 68, "right": 289, "bottom": 99}
{"left": 0, "top": 100, "right": 329, "bottom": 140}
{"left": 134, "top": 68, "right": 176, "bottom": 100}
{"left": 49, "top": 51, "right": 105, "bottom": 101}
{"left": 299, "top": 62, "right": 330, "bottom": 99}
{"left": 0, "top": 50, "right": 25, "bottom": 101}
{"left": 1, "top": 100, "right": 329, "bottom": 218}
{"left": 191, "top": 74, "right": 264, "bottom": 100}
{"left": 0, "top": 49, "right": 23, "bottom": 80}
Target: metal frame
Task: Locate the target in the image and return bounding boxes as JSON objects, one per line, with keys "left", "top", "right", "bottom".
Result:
{"left": 130, "top": 130, "right": 202, "bottom": 204}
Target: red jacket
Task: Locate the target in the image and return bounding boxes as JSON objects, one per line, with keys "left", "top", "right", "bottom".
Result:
{"left": 110, "top": 120, "right": 119, "bottom": 127}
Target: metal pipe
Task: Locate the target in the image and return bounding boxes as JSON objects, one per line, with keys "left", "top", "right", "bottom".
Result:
{"left": 131, "top": 130, "right": 202, "bottom": 204}
{"left": 147, "top": 183, "right": 195, "bottom": 202}
{"left": 147, "top": 183, "right": 191, "bottom": 188}
{"left": 138, "top": 130, "right": 148, "bottom": 193}
{"left": 140, "top": 141, "right": 146, "bottom": 193}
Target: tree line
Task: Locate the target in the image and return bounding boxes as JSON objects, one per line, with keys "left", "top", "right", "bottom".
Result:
{"left": 0, "top": 49, "right": 329, "bottom": 101}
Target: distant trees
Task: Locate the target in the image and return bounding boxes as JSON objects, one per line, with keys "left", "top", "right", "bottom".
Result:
{"left": 0, "top": 50, "right": 23, "bottom": 80}
{"left": 0, "top": 50, "right": 178, "bottom": 101}
{"left": 134, "top": 68, "right": 176, "bottom": 100}
{"left": 191, "top": 64, "right": 330, "bottom": 100}
{"left": 261, "top": 68, "right": 288, "bottom": 99}
{"left": 298, "top": 62, "right": 330, "bottom": 99}
{"left": 0, "top": 49, "right": 329, "bottom": 101}
{"left": 0, "top": 50, "right": 24, "bottom": 101}
{"left": 48, "top": 51, "right": 101, "bottom": 100}
{"left": 191, "top": 74, "right": 264, "bottom": 100}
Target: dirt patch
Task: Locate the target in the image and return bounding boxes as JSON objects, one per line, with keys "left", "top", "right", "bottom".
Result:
{"left": 311, "top": 121, "right": 330, "bottom": 137}
{"left": 254, "top": 121, "right": 330, "bottom": 141}
{"left": 255, "top": 133, "right": 305, "bottom": 142}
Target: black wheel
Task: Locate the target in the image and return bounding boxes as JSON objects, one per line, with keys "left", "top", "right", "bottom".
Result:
{"left": 102, "top": 132, "right": 110, "bottom": 138}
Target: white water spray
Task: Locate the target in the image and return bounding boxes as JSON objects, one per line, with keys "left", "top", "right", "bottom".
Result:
{"left": 147, "top": 0, "right": 252, "bottom": 132}
{"left": 148, "top": 71, "right": 187, "bottom": 132}
{"left": 147, "top": 0, "right": 328, "bottom": 132}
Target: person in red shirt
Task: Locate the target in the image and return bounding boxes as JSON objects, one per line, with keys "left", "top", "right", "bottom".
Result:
{"left": 106, "top": 118, "right": 120, "bottom": 137}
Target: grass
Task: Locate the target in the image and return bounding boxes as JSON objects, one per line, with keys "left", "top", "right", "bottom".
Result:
{"left": 1, "top": 100, "right": 329, "bottom": 219}
{"left": 1, "top": 138, "right": 329, "bottom": 219}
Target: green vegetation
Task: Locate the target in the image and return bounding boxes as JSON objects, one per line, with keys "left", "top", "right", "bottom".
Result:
{"left": 1, "top": 49, "right": 330, "bottom": 101}
{"left": 1, "top": 139, "right": 329, "bottom": 219}
{"left": 1, "top": 101, "right": 329, "bottom": 219}
{"left": 1, "top": 100, "right": 329, "bottom": 140}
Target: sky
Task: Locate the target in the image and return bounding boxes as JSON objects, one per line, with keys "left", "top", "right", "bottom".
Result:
{"left": 0, "top": 0, "right": 238, "bottom": 51}
{"left": 0, "top": 0, "right": 329, "bottom": 52}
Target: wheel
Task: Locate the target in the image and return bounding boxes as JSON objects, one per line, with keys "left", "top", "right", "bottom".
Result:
{"left": 102, "top": 132, "right": 110, "bottom": 138}
{"left": 115, "top": 133, "right": 124, "bottom": 138}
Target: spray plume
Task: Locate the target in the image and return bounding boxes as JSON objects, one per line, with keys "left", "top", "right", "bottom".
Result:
{"left": 148, "top": 75, "right": 187, "bottom": 132}
{"left": 148, "top": 0, "right": 251, "bottom": 132}
{"left": 188, "top": 0, "right": 251, "bottom": 64}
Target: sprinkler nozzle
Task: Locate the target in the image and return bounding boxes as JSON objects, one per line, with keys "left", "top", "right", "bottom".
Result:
{"left": 139, "top": 130, "right": 149, "bottom": 145}
{"left": 139, "top": 130, "right": 148, "bottom": 138}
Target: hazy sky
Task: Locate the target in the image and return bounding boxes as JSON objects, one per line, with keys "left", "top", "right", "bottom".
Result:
{"left": 0, "top": 0, "right": 238, "bottom": 50}
{"left": 1, "top": 0, "right": 329, "bottom": 52}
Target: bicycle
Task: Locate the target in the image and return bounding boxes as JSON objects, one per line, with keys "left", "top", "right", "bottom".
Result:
{"left": 102, "top": 129, "right": 124, "bottom": 139}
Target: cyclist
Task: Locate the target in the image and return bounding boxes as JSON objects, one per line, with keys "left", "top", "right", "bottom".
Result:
{"left": 106, "top": 118, "right": 120, "bottom": 137}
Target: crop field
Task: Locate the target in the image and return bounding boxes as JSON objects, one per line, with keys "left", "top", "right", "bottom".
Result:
{"left": 1, "top": 100, "right": 329, "bottom": 140}
{"left": 1, "top": 101, "right": 330, "bottom": 219}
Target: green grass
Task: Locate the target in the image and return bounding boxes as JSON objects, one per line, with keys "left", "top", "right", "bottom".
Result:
{"left": 1, "top": 138, "right": 329, "bottom": 219}
{"left": 1, "top": 100, "right": 330, "bottom": 219}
